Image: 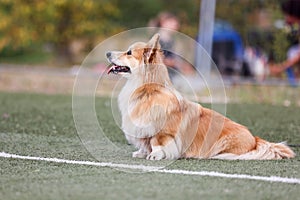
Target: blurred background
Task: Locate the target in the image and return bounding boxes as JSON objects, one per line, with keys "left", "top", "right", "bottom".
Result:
{"left": 0, "top": 0, "right": 299, "bottom": 105}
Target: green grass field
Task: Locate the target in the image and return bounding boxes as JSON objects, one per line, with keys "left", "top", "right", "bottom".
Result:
{"left": 0, "top": 92, "right": 299, "bottom": 199}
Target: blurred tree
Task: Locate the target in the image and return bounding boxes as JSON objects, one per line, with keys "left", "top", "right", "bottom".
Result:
{"left": 114, "top": 0, "right": 200, "bottom": 36}
{"left": 215, "top": 0, "right": 282, "bottom": 40}
{"left": 272, "top": 29, "right": 290, "bottom": 63}
{"left": 160, "top": 0, "right": 200, "bottom": 36}
{"left": 114, "top": 0, "right": 163, "bottom": 28}
{"left": 215, "top": 0, "right": 289, "bottom": 59}
{"left": 0, "top": 0, "right": 123, "bottom": 64}
{"left": 0, "top": 0, "right": 37, "bottom": 51}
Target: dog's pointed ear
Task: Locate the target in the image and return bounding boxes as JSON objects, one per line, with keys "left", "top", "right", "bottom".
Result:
{"left": 148, "top": 33, "right": 161, "bottom": 50}
{"left": 144, "top": 34, "right": 161, "bottom": 64}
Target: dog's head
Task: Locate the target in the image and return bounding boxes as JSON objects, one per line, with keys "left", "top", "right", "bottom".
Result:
{"left": 106, "top": 34, "right": 163, "bottom": 78}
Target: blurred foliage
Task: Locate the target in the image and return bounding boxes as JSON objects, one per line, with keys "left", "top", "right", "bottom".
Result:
{"left": 215, "top": 0, "right": 281, "bottom": 38}
{"left": 272, "top": 29, "right": 290, "bottom": 62}
{"left": 114, "top": 0, "right": 200, "bottom": 36}
{"left": 0, "top": 0, "right": 292, "bottom": 65}
{"left": 215, "top": 0, "right": 289, "bottom": 60}
{"left": 0, "top": 0, "right": 123, "bottom": 63}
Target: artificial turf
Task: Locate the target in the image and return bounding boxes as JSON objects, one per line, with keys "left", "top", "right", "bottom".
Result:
{"left": 0, "top": 92, "right": 299, "bottom": 199}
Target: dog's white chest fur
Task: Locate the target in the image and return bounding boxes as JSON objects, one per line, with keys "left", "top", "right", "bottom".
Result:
{"left": 118, "top": 79, "right": 138, "bottom": 118}
{"left": 118, "top": 79, "right": 156, "bottom": 142}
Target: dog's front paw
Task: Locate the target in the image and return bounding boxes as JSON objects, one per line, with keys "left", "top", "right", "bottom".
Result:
{"left": 146, "top": 149, "right": 165, "bottom": 160}
{"left": 132, "top": 150, "right": 147, "bottom": 159}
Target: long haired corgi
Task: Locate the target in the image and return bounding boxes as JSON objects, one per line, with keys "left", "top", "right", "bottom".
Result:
{"left": 106, "top": 34, "right": 295, "bottom": 160}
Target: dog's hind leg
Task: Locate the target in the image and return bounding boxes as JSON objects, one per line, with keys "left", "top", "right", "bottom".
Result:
{"left": 204, "top": 129, "right": 256, "bottom": 159}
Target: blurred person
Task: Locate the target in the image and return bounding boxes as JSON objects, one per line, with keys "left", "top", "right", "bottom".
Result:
{"left": 148, "top": 12, "right": 194, "bottom": 77}
{"left": 269, "top": 0, "right": 300, "bottom": 79}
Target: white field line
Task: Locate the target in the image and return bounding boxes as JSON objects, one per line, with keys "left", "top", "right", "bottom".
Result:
{"left": 1, "top": 152, "right": 299, "bottom": 185}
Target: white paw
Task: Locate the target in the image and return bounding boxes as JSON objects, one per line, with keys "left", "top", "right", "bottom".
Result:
{"left": 146, "top": 149, "right": 165, "bottom": 160}
{"left": 132, "top": 150, "right": 147, "bottom": 159}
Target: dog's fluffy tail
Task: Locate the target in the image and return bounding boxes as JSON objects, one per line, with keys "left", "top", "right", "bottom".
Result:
{"left": 212, "top": 137, "right": 295, "bottom": 160}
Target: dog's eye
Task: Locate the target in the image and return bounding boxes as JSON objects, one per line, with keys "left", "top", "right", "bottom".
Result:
{"left": 127, "top": 50, "right": 132, "bottom": 55}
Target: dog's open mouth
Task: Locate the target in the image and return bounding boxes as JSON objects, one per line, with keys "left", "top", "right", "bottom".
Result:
{"left": 107, "top": 63, "right": 131, "bottom": 74}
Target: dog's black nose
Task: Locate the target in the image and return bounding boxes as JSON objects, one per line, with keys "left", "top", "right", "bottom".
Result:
{"left": 106, "top": 52, "right": 111, "bottom": 58}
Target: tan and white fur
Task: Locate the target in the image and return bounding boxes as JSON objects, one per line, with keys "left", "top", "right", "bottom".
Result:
{"left": 106, "top": 34, "right": 295, "bottom": 160}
